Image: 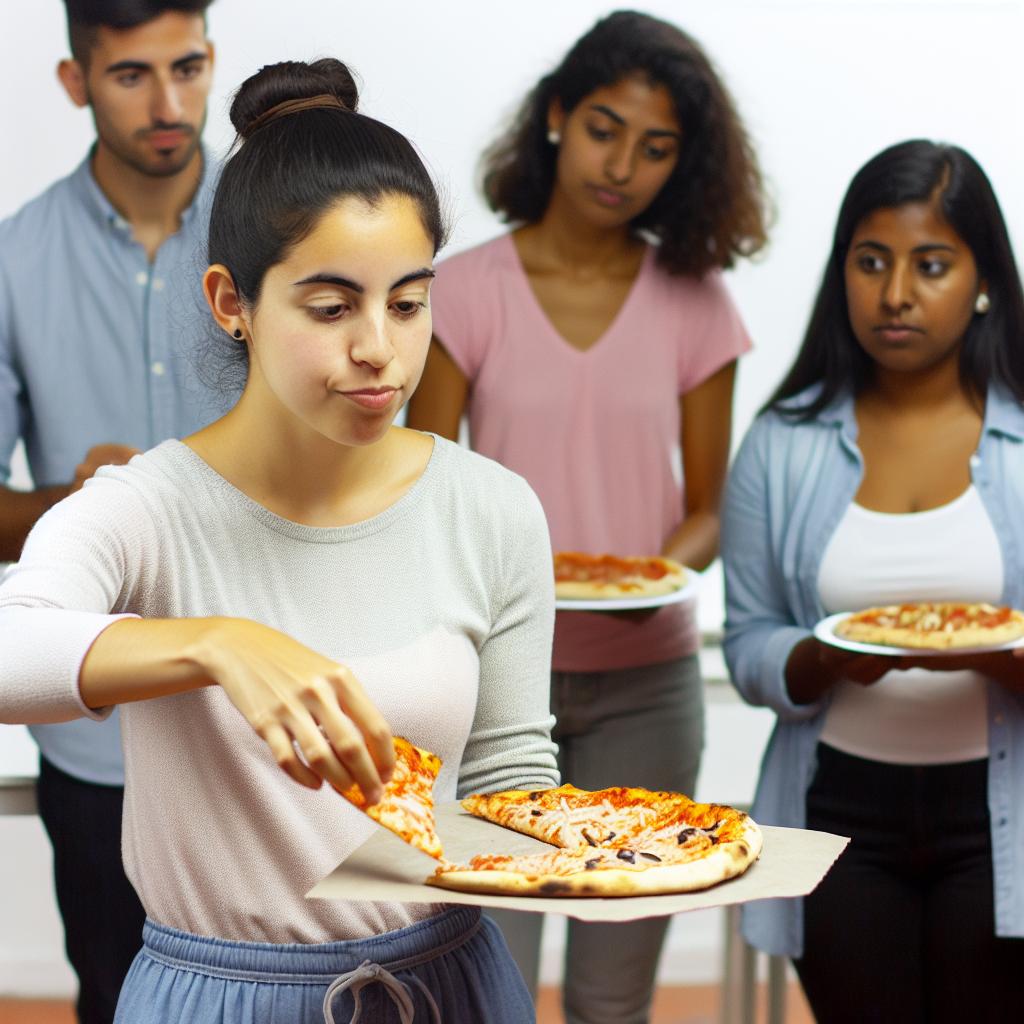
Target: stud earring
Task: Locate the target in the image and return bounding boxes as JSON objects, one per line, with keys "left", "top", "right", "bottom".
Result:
{"left": 975, "top": 293, "right": 991, "bottom": 315}
{"left": 546, "top": 129, "right": 561, "bottom": 145}
{"left": 232, "top": 328, "right": 244, "bottom": 340}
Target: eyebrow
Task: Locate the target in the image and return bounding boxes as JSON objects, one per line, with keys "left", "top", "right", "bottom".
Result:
{"left": 292, "top": 268, "right": 436, "bottom": 293}
{"left": 854, "top": 240, "right": 958, "bottom": 254}
{"left": 104, "top": 52, "right": 208, "bottom": 75}
{"left": 588, "top": 103, "right": 681, "bottom": 140}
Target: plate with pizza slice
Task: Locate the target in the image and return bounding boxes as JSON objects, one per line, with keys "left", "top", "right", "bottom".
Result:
{"left": 815, "top": 602, "right": 1024, "bottom": 656}
{"left": 553, "top": 552, "right": 701, "bottom": 611}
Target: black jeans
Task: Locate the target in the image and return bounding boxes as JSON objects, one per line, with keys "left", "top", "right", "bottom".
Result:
{"left": 795, "top": 743, "right": 1024, "bottom": 1024}
{"left": 36, "top": 756, "right": 146, "bottom": 1024}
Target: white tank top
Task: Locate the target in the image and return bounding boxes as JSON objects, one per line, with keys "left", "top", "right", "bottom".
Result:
{"left": 817, "top": 485, "right": 1001, "bottom": 764}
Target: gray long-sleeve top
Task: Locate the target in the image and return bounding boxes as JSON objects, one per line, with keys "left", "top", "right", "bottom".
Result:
{"left": 0, "top": 436, "right": 558, "bottom": 942}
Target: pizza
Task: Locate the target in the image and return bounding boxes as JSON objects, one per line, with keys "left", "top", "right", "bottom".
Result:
{"left": 427, "top": 784, "right": 761, "bottom": 897}
{"left": 834, "top": 602, "right": 1024, "bottom": 650}
{"left": 554, "top": 552, "right": 688, "bottom": 600}
{"left": 339, "top": 736, "right": 444, "bottom": 859}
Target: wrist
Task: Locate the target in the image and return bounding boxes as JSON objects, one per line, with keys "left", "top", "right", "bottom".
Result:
{"left": 180, "top": 616, "right": 238, "bottom": 684}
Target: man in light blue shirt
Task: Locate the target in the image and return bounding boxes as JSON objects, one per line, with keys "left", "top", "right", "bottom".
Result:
{"left": 0, "top": 3, "right": 224, "bottom": 1020}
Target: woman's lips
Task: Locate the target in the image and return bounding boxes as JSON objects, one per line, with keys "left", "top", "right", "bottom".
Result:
{"left": 587, "top": 184, "right": 629, "bottom": 208}
{"left": 874, "top": 324, "right": 923, "bottom": 343}
{"left": 339, "top": 387, "right": 398, "bottom": 411}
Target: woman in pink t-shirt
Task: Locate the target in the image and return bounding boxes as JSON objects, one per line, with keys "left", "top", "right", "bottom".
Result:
{"left": 407, "top": 11, "right": 768, "bottom": 1019}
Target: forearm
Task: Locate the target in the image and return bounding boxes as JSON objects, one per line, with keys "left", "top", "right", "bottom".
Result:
{"left": 79, "top": 616, "right": 223, "bottom": 709}
{"left": 0, "top": 484, "right": 71, "bottom": 561}
{"left": 661, "top": 511, "right": 720, "bottom": 571}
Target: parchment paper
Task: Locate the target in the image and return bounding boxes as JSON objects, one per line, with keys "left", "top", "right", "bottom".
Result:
{"left": 309, "top": 802, "right": 849, "bottom": 922}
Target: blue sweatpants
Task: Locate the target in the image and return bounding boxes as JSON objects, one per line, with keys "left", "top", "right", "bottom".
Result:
{"left": 114, "top": 906, "right": 535, "bottom": 1023}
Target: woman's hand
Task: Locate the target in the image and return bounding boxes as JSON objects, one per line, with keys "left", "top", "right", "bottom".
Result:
{"left": 816, "top": 642, "right": 898, "bottom": 685}
{"left": 785, "top": 636, "right": 896, "bottom": 704}
{"left": 193, "top": 619, "right": 395, "bottom": 801}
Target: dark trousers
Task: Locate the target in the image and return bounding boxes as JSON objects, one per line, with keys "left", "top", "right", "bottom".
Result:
{"left": 36, "top": 756, "right": 146, "bottom": 1024}
{"left": 796, "top": 743, "right": 1024, "bottom": 1024}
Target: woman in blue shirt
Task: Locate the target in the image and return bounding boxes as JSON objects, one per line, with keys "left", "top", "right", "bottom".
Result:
{"left": 722, "top": 140, "right": 1024, "bottom": 1022}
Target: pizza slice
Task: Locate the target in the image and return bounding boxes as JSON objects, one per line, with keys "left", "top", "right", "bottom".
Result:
{"left": 835, "top": 601, "right": 1024, "bottom": 650}
{"left": 431, "top": 786, "right": 762, "bottom": 897}
{"left": 554, "top": 552, "right": 688, "bottom": 601}
{"left": 339, "top": 735, "right": 444, "bottom": 859}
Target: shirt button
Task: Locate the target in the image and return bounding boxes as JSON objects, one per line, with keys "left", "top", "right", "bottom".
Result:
{"left": 997, "top": 750, "right": 1007, "bottom": 761}
{"left": 999, "top": 817, "right": 1008, "bottom": 827}
{"left": 969, "top": 454, "right": 981, "bottom": 468}
{"left": 151, "top": 361, "right": 166, "bottom": 376}
{"left": 135, "top": 271, "right": 148, "bottom": 286}
{"left": 152, "top": 277, "right": 165, "bottom": 291}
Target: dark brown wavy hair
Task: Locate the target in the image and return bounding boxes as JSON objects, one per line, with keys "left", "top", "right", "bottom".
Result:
{"left": 481, "top": 9, "right": 769, "bottom": 276}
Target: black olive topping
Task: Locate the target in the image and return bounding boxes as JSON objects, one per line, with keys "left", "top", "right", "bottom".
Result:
{"left": 585, "top": 858, "right": 600, "bottom": 870}
{"left": 616, "top": 849, "right": 636, "bottom": 863}
{"left": 581, "top": 829, "right": 597, "bottom": 847}
{"left": 528, "top": 791, "right": 542, "bottom": 801}
{"left": 530, "top": 809, "right": 542, "bottom": 816}
{"left": 606, "top": 831, "right": 616, "bottom": 841}
{"left": 639, "top": 851, "right": 662, "bottom": 863}
{"left": 677, "top": 828, "right": 699, "bottom": 844}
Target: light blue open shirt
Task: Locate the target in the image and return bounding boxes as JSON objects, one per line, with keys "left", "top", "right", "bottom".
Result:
{"left": 722, "top": 383, "right": 1024, "bottom": 956}
{"left": 0, "top": 149, "right": 228, "bottom": 785}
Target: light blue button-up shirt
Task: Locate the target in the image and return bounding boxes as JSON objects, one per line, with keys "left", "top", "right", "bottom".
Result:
{"left": 722, "top": 384, "right": 1024, "bottom": 956}
{"left": 0, "top": 149, "right": 228, "bottom": 785}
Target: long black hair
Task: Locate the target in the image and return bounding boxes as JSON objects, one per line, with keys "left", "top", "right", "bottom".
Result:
{"left": 204, "top": 58, "right": 447, "bottom": 385}
{"left": 768, "top": 140, "right": 1024, "bottom": 419}
{"left": 481, "top": 9, "right": 768, "bottom": 276}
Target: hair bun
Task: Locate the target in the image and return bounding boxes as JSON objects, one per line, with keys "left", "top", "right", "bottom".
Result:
{"left": 231, "top": 59, "right": 359, "bottom": 139}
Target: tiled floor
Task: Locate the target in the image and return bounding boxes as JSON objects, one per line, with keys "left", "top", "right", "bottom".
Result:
{"left": 0, "top": 984, "right": 816, "bottom": 1022}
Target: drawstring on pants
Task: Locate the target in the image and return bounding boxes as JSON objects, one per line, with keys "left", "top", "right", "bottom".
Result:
{"left": 323, "top": 959, "right": 442, "bottom": 1023}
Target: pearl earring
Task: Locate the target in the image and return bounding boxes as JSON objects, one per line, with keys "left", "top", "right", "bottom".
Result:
{"left": 975, "top": 293, "right": 991, "bottom": 315}
{"left": 546, "top": 129, "right": 561, "bottom": 145}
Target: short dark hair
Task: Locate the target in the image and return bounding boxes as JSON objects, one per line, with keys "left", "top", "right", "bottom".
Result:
{"left": 481, "top": 9, "right": 769, "bottom": 276}
{"left": 64, "top": 0, "right": 212, "bottom": 65}
{"left": 767, "top": 140, "right": 1024, "bottom": 419}
{"left": 204, "top": 58, "right": 448, "bottom": 387}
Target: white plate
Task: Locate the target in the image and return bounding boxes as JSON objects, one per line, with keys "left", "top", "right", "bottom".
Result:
{"left": 813, "top": 611, "right": 1024, "bottom": 657}
{"left": 555, "top": 567, "right": 702, "bottom": 612}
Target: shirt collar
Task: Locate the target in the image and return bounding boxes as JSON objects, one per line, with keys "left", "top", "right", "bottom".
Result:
{"left": 70, "top": 142, "right": 215, "bottom": 235}
{"left": 795, "top": 381, "right": 1024, "bottom": 443}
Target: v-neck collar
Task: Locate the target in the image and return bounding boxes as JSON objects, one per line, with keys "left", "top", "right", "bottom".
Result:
{"left": 503, "top": 233, "right": 652, "bottom": 358}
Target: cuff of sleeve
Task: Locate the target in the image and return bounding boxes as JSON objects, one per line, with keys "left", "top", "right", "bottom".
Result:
{"left": 73, "top": 612, "right": 140, "bottom": 720}
{"left": 1, "top": 609, "right": 139, "bottom": 723}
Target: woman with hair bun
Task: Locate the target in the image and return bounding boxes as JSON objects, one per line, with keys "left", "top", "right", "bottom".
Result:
{"left": 723, "top": 140, "right": 1024, "bottom": 1021}
{"left": 0, "top": 58, "right": 556, "bottom": 1023}
{"left": 407, "top": 10, "right": 767, "bottom": 1021}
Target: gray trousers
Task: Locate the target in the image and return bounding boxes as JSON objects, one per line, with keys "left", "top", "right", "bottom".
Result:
{"left": 489, "top": 654, "right": 704, "bottom": 1024}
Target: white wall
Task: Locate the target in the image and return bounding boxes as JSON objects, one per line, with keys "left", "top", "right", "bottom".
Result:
{"left": 2, "top": 0, "right": 1023, "bottom": 998}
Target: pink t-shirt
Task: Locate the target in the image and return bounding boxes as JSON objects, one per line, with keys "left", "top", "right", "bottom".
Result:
{"left": 431, "top": 233, "right": 751, "bottom": 672}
